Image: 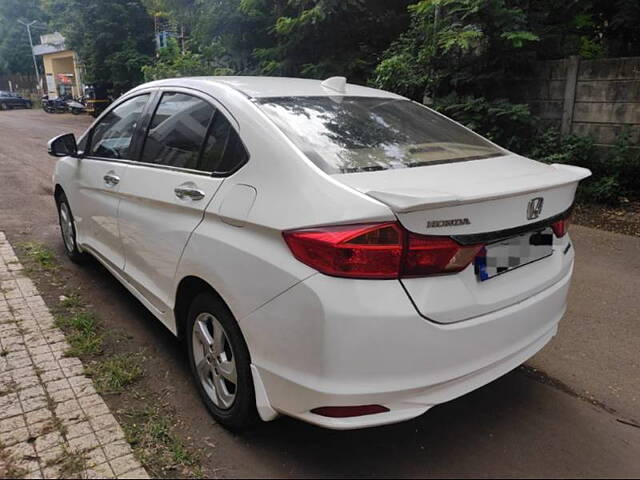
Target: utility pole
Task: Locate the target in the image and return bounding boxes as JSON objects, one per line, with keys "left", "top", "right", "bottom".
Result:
{"left": 18, "top": 20, "right": 42, "bottom": 92}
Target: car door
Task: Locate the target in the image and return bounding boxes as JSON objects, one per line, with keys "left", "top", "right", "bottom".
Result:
{"left": 69, "top": 93, "right": 151, "bottom": 270}
{"left": 116, "top": 88, "right": 248, "bottom": 314}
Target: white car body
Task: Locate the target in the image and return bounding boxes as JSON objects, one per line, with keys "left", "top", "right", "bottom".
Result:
{"left": 52, "top": 76, "right": 590, "bottom": 429}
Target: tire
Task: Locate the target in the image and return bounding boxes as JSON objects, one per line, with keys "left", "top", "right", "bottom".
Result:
{"left": 71, "top": 108, "right": 82, "bottom": 115}
{"left": 187, "top": 293, "right": 259, "bottom": 430}
{"left": 56, "top": 193, "right": 90, "bottom": 263}
{"left": 0, "top": 102, "right": 9, "bottom": 111}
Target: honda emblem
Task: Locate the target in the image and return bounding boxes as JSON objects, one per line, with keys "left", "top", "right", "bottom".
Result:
{"left": 527, "top": 197, "right": 544, "bottom": 220}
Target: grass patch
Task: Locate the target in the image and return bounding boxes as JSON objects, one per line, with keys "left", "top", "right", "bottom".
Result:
{"left": 121, "top": 404, "right": 199, "bottom": 477}
{"left": 59, "top": 292, "right": 85, "bottom": 310}
{"left": 55, "top": 312, "right": 104, "bottom": 357}
{"left": 17, "top": 242, "right": 58, "bottom": 272}
{"left": 85, "top": 353, "right": 143, "bottom": 394}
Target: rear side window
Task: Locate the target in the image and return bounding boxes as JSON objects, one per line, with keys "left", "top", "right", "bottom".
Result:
{"left": 216, "top": 129, "right": 248, "bottom": 174}
{"left": 198, "top": 111, "right": 248, "bottom": 174}
{"left": 140, "top": 93, "right": 215, "bottom": 170}
{"left": 89, "top": 94, "right": 149, "bottom": 159}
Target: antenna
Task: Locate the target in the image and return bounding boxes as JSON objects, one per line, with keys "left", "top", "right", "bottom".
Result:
{"left": 321, "top": 76, "right": 347, "bottom": 94}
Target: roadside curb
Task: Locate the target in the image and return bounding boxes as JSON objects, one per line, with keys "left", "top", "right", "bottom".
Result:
{"left": 0, "top": 232, "right": 149, "bottom": 479}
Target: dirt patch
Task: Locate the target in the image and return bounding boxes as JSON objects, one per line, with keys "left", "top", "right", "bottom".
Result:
{"left": 573, "top": 200, "right": 640, "bottom": 237}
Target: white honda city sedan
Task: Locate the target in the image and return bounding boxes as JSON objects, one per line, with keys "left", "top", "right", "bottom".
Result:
{"left": 48, "top": 76, "right": 590, "bottom": 430}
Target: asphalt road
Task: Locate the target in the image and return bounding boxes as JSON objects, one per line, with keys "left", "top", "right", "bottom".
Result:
{"left": 1, "top": 109, "right": 639, "bottom": 478}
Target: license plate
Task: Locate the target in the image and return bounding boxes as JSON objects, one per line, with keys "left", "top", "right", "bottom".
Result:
{"left": 474, "top": 227, "right": 554, "bottom": 281}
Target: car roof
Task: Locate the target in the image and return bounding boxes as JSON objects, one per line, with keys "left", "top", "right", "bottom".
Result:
{"left": 136, "top": 76, "right": 405, "bottom": 100}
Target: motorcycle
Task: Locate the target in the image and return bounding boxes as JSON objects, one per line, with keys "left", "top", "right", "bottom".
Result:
{"left": 67, "top": 98, "right": 86, "bottom": 115}
{"left": 41, "top": 95, "right": 86, "bottom": 115}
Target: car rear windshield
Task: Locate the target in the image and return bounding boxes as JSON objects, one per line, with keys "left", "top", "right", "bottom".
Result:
{"left": 257, "top": 96, "right": 505, "bottom": 174}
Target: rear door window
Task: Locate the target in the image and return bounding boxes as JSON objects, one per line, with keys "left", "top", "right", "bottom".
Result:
{"left": 140, "top": 93, "right": 215, "bottom": 170}
{"left": 89, "top": 94, "right": 150, "bottom": 160}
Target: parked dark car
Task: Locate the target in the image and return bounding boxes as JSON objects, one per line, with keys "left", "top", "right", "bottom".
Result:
{"left": 0, "top": 91, "right": 33, "bottom": 110}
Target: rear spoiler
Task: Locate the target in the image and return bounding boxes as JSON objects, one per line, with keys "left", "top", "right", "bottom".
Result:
{"left": 365, "top": 164, "right": 591, "bottom": 213}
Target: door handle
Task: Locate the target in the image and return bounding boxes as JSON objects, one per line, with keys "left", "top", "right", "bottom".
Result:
{"left": 103, "top": 173, "right": 120, "bottom": 186}
{"left": 174, "top": 186, "right": 206, "bottom": 201}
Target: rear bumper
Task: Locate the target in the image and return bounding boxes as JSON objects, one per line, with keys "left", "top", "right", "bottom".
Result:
{"left": 242, "top": 262, "right": 573, "bottom": 430}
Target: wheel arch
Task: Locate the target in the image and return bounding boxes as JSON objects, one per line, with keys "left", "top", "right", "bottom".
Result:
{"left": 174, "top": 275, "right": 236, "bottom": 341}
{"left": 54, "top": 184, "right": 65, "bottom": 203}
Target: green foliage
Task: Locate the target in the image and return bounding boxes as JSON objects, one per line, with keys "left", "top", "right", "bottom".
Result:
{"left": 579, "top": 37, "right": 606, "bottom": 59}
{"left": 86, "top": 353, "right": 143, "bottom": 393}
{"left": 43, "top": 0, "right": 155, "bottom": 92}
{"left": 530, "top": 127, "right": 640, "bottom": 205}
{"left": 142, "top": 38, "right": 218, "bottom": 81}
{"left": 529, "top": 128, "right": 597, "bottom": 166}
{"left": 606, "top": 128, "right": 640, "bottom": 197}
{"left": 374, "top": 0, "right": 540, "bottom": 101}
{"left": 0, "top": 0, "right": 48, "bottom": 76}
{"left": 55, "top": 312, "right": 104, "bottom": 356}
{"left": 18, "top": 242, "right": 58, "bottom": 271}
{"left": 435, "top": 95, "right": 538, "bottom": 153}
{"left": 152, "top": 0, "right": 412, "bottom": 82}
{"left": 121, "top": 403, "right": 199, "bottom": 477}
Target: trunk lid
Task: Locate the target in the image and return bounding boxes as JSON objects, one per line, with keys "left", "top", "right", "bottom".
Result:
{"left": 333, "top": 154, "right": 591, "bottom": 323}
{"left": 334, "top": 154, "right": 590, "bottom": 235}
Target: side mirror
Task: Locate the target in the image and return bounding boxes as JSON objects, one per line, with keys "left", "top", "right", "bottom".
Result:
{"left": 48, "top": 133, "right": 78, "bottom": 157}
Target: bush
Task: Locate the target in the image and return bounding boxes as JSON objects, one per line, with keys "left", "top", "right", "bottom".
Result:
{"left": 434, "top": 95, "right": 538, "bottom": 153}
{"left": 529, "top": 128, "right": 597, "bottom": 167}
{"left": 530, "top": 127, "right": 639, "bottom": 205}
{"left": 434, "top": 98, "right": 639, "bottom": 205}
{"left": 607, "top": 128, "right": 640, "bottom": 196}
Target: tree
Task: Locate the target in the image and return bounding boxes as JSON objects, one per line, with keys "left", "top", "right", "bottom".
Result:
{"left": 149, "top": 0, "right": 412, "bottom": 83}
{"left": 250, "top": 0, "right": 413, "bottom": 82}
{"left": 141, "top": 37, "right": 223, "bottom": 81}
{"left": 374, "top": 0, "right": 541, "bottom": 101}
{"left": 44, "top": 0, "right": 155, "bottom": 92}
{"left": 0, "top": 0, "right": 48, "bottom": 76}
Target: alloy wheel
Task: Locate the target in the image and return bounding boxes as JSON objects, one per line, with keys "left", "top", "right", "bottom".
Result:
{"left": 192, "top": 312, "right": 237, "bottom": 409}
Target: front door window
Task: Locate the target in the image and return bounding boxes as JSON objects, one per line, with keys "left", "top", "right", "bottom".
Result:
{"left": 89, "top": 94, "right": 150, "bottom": 160}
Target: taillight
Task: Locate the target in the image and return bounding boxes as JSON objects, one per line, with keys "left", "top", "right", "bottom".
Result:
{"left": 552, "top": 216, "right": 570, "bottom": 238}
{"left": 283, "top": 223, "right": 403, "bottom": 279}
{"left": 403, "top": 235, "right": 483, "bottom": 277}
{"left": 283, "top": 222, "right": 483, "bottom": 279}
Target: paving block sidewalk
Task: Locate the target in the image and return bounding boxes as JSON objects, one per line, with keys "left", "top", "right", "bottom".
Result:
{"left": 0, "top": 232, "right": 148, "bottom": 479}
